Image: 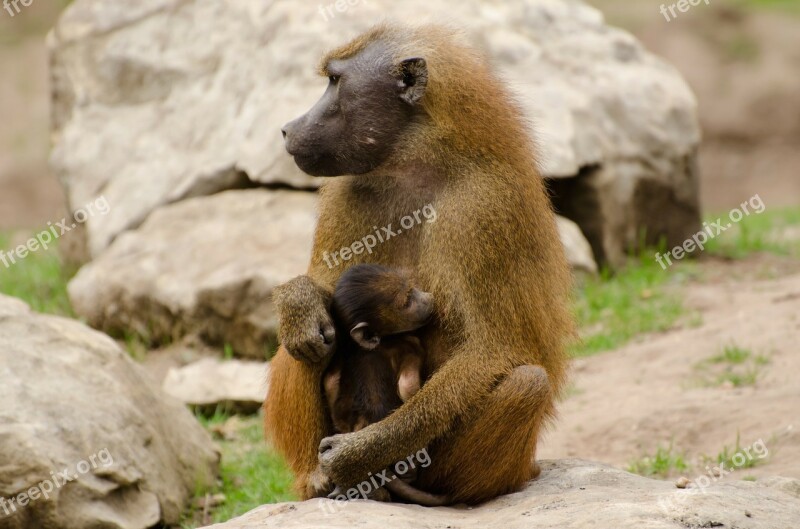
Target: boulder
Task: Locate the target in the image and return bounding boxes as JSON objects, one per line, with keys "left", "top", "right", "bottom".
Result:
{"left": 0, "top": 295, "right": 219, "bottom": 529}
{"left": 67, "top": 190, "right": 594, "bottom": 355}
{"left": 200, "top": 459, "right": 800, "bottom": 529}
{"left": 67, "top": 189, "right": 316, "bottom": 358}
{"left": 556, "top": 216, "right": 598, "bottom": 275}
{"left": 162, "top": 358, "right": 268, "bottom": 413}
{"left": 50, "top": 0, "right": 700, "bottom": 266}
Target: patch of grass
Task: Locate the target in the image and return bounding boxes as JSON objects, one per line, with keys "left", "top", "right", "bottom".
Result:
{"left": 705, "top": 206, "right": 800, "bottom": 259}
{"left": 742, "top": 475, "right": 757, "bottom": 481}
{"left": 694, "top": 344, "right": 769, "bottom": 388}
{"left": 183, "top": 414, "right": 295, "bottom": 527}
{"left": 628, "top": 443, "right": 689, "bottom": 478}
{"left": 738, "top": 0, "right": 800, "bottom": 13}
{"left": 571, "top": 251, "right": 689, "bottom": 357}
{"left": 0, "top": 231, "right": 77, "bottom": 316}
{"left": 715, "top": 369, "right": 760, "bottom": 388}
{"left": 708, "top": 344, "right": 752, "bottom": 365}
{"left": 723, "top": 33, "right": 760, "bottom": 62}
{"left": 704, "top": 433, "right": 768, "bottom": 471}
{"left": 122, "top": 331, "right": 149, "bottom": 362}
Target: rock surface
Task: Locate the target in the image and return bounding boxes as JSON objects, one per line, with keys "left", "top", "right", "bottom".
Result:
{"left": 163, "top": 358, "right": 268, "bottom": 413}
{"left": 50, "top": 0, "right": 700, "bottom": 264}
{"left": 67, "top": 190, "right": 595, "bottom": 354}
{"left": 555, "top": 216, "right": 598, "bottom": 274}
{"left": 0, "top": 295, "right": 219, "bottom": 529}
{"left": 200, "top": 459, "right": 800, "bottom": 529}
{"left": 540, "top": 270, "right": 800, "bottom": 480}
{"left": 67, "top": 189, "right": 316, "bottom": 358}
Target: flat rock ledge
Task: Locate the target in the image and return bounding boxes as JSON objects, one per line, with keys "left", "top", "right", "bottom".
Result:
{"left": 201, "top": 459, "right": 800, "bottom": 529}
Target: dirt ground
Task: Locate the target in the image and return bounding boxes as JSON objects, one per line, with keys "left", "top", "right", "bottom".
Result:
{"left": 541, "top": 255, "right": 800, "bottom": 480}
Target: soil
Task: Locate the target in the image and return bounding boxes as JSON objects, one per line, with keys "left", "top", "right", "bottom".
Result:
{"left": 540, "top": 255, "right": 800, "bottom": 481}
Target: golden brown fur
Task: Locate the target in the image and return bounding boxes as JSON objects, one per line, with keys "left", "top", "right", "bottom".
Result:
{"left": 265, "top": 23, "right": 573, "bottom": 504}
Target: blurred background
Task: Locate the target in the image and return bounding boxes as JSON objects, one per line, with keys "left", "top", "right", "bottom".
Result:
{"left": 0, "top": 1, "right": 798, "bottom": 528}
{"left": 2, "top": 0, "right": 799, "bottom": 230}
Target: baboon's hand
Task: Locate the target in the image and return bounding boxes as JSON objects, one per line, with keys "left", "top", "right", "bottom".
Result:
{"left": 318, "top": 429, "right": 379, "bottom": 490}
{"left": 273, "top": 275, "right": 335, "bottom": 364}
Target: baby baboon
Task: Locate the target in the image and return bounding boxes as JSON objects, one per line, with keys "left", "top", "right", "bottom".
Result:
{"left": 323, "top": 264, "right": 447, "bottom": 506}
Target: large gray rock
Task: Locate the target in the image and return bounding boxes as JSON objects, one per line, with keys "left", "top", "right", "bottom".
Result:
{"left": 201, "top": 459, "right": 800, "bottom": 529}
{"left": 163, "top": 358, "right": 268, "bottom": 413}
{"left": 67, "top": 189, "right": 316, "bottom": 358}
{"left": 50, "top": 0, "right": 700, "bottom": 265}
{"left": 0, "top": 295, "right": 219, "bottom": 529}
{"left": 66, "top": 190, "right": 595, "bottom": 355}
{"left": 556, "top": 215, "right": 598, "bottom": 275}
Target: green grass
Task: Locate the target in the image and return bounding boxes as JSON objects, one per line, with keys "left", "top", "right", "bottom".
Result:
{"left": 723, "top": 33, "right": 761, "bottom": 62}
{"left": 705, "top": 207, "right": 800, "bottom": 259}
{"left": 715, "top": 369, "right": 760, "bottom": 388}
{"left": 704, "top": 433, "right": 767, "bottom": 471}
{"left": 739, "top": 0, "right": 800, "bottom": 12}
{"left": 121, "top": 331, "right": 150, "bottom": 362}
{"left": 571, "top": 251, "right": 690, "bottom": 357}
{"left": 708, "top": 345, "right": 752, "bottom": 365}
{"left": 0, "top": 231, "right": 76, "bottom": 316}
{"left": 628, "top": 443, "right": 689, "bottom": 478}
{"left": 4, "top": 207, "right": 798, "bottom": 525}
{"left": 694, "top": 344, "right": 769, "bottom": 388}
{"left": 183, "top": 413, "right": 295, "bottom": 527}
{"left": 571, "top": 205, "right": 800, "bottom": 359}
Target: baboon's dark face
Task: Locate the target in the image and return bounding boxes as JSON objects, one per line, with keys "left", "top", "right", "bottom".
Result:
{"left": 349, "top": 280, "right": 434, "bottom": 347}
{"left": 282, "top": 44, "right": 427, "bottom": 176}
{"left": 333, "top": 265, "right": 435, "bottom": 350}
{"left": 367, "top": 282, "right": 434, "bottom": 337}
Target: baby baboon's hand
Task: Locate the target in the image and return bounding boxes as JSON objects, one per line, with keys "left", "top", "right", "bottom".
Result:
{"left": 273, "top": 275, "right": 336, "bottom": 364}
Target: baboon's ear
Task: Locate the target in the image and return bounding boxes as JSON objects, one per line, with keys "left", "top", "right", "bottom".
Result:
{"left": 397, "top": 57, "right": 428, "bottom": 105}
{"left": 350, "top": 322, "right": 381, "bottom": 350}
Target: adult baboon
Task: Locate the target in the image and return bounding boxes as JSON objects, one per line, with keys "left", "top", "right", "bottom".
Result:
{"left": 265, "top": 23, "right": 573, "bottom": 504}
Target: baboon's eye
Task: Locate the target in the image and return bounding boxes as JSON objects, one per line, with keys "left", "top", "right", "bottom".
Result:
{"left": 329, "top": 75, "right": 340, "bottom": 84}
